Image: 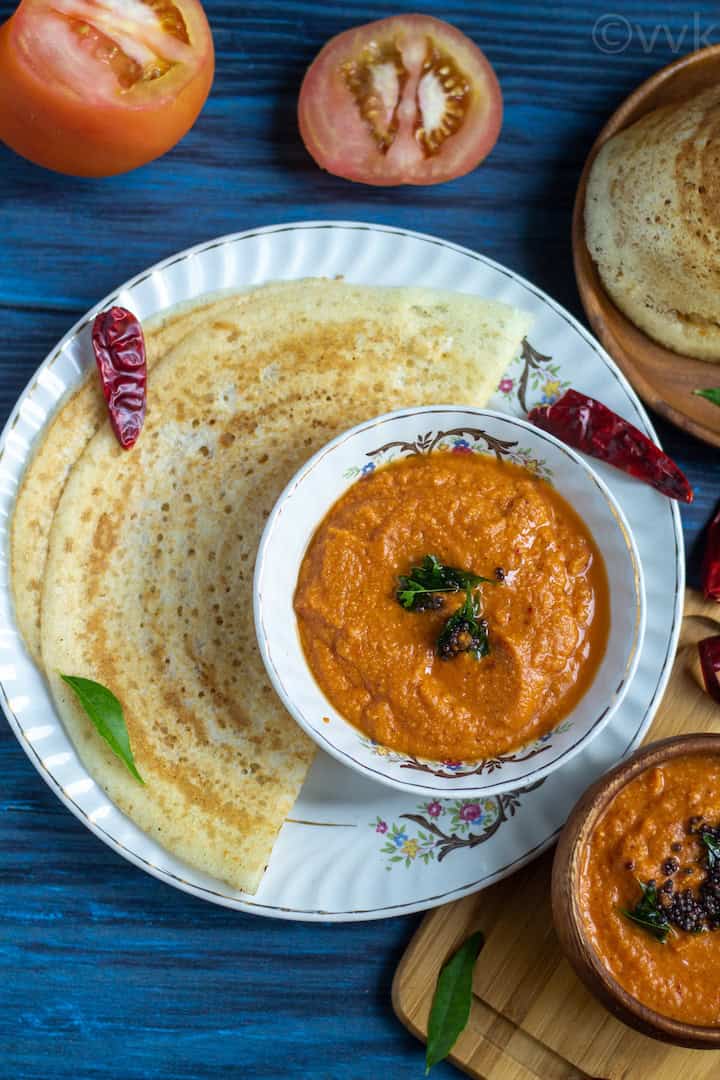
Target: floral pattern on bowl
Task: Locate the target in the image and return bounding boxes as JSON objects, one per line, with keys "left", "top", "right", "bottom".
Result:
{"left": 359, "top": 720, "right": 573, "bottom": 781}
{"left": 343, "top": 420, "right": 554, "bottom": 483}
{"left": 254, "top": 406, "right": 646, "bottom": 799}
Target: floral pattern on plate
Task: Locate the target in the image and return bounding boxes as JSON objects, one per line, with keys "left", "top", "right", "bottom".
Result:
{"left": 498, "top": 339, "right": 571, "bottom": 414}
{"left": 372, "top": 783, "right": 544, "bottom": 869}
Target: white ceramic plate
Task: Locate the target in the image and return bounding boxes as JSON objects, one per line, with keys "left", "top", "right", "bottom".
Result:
{"left": 0, "top": 222, "right": 683, "bottom": 922}
{"left": 256, "top": 407, "right": 645, "bottom": 798}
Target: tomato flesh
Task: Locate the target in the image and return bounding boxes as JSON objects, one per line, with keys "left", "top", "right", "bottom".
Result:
{"left": 0, "top": 0, "right": 214, "bottom": 177}
{"left": 298, "top": 15, "right": 503, "bottom": 186}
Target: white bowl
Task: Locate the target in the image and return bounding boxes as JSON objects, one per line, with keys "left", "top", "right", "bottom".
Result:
{"left": 254, "top": 407, "right": 646, "bottom": 798}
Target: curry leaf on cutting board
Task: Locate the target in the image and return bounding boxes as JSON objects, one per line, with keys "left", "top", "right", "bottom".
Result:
{"left": 694, "top": 388, "right": 720, "bottom": 408}
{"left": 60, "top": 674, "right": 144, "bottom": 784}
{"left": 425, "top": 930, "right": 485, "bottom": 1073}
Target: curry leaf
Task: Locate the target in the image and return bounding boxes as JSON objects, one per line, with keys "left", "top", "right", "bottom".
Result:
{"left": 694, "top": 388, "right": 720, "bottom": 408}
{"left": 397, "top": 555, "right": 492, "bottom": 610}
{"left": 620, "top": 909, "right": 671, "bottom": 943}
{"left": 620, "top": 880, "right": 671, "bottom": 943}
{"left": 426, "top": 930, "right": 484, "bottom": 1074}
{"left": 60, "top": 674, "right": 144, "bottom": 784}
{"left": 397, "top": 584, "right": 458, "bottom": 609}
{"left": 701, "top": 830, "right": 720, "bottom": 869}
{"left": 436, "top": 585, "right": 490, "bottom": 661}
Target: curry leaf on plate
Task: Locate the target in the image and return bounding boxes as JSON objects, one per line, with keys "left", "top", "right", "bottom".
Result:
{"left": 425, "top": 930, "right": 484, "bottom": 1073}
{"left": 60, "top": 674, "right": 144, "bottom": 784}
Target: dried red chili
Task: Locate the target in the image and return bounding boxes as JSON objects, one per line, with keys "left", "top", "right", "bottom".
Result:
{"left": 92, "top": 307, "right": 147, "bottom": 450}
{"left": 698, "top": 636, "right": 720, "bottom": 705}
{"left": 702, "top": 505, "right": 720, "bottom": 603}
{"left": 528, "top": 389, "right": 693, "bottom": 503}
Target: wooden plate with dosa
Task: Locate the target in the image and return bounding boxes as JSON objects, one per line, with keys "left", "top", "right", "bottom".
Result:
{"left": 573, "top": 45, "right": 720, "bottom": 449}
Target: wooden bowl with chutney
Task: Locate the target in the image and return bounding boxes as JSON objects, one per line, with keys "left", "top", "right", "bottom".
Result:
{"left": 553, "top": 734, "right": 720, "bottom": 1048}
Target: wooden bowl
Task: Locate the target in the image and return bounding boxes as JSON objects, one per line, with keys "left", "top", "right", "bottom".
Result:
{"left": 552, "top": 733, "right": 720, "bottom": 1049}
{"left": 573, "top": 45, "right": 720, "bottom": 449}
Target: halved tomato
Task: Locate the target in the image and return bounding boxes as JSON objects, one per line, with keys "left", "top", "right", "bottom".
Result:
{"left": 0, "top": 0, "right": 214, "bottom": 177}
{"left": 298, "top": 14, "right": 502, "bottom": 186}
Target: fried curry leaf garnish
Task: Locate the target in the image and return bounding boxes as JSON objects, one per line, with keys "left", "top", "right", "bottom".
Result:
{"left": 694, "top": 388, "right": 720, "bottom": 409}
{"left": 61, "top": 674, "right": 144, "bottom": 784}
{"left": 425, "top": 930, "right": 485, "bottom": 1074}
{"left": 437, "top": 585, "right": 490, "bottom": 661}
{"left": 620, "top": 880, "right": 672, "bottom": 943}
{"left": 701, "top": 830, "right": 720, "bottom": 869}
{"left": 396, "top": 555, "right": 493, "bottom": 611}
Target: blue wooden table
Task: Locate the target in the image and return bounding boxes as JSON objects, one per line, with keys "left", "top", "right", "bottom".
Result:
{"left": 2, "top": 3, "right": 719, "bottom": 1077}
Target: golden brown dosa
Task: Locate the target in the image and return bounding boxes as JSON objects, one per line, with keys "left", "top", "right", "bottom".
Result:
{"left": 586, "top": 87, "right": 720, "bottom": 361}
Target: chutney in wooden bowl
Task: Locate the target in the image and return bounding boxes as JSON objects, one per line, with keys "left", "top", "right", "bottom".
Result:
{"left": 553, "top": 735, "right": 720, "bottom": 1048}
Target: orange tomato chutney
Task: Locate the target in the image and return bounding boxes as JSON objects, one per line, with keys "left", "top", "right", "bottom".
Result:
{"left": 580, "top": 754, "right": 720, "bottom": 1027}
{"left": 293, "top": 450, "right": 609, "bottom": 761}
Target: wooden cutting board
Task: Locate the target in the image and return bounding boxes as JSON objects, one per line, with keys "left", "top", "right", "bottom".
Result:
{"left": 393, "top": 589, "right": 720, "bottom": 1079}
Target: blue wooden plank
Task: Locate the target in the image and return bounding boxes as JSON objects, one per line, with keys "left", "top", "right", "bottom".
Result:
{"left": 1, "top": 2, "right": 720, "bottom": 1077}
